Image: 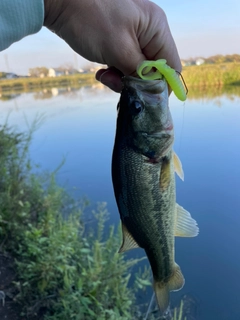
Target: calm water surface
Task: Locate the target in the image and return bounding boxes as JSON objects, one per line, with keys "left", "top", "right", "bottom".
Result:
{"left": 0, "top": 85, "right": 240, "bottom": 320}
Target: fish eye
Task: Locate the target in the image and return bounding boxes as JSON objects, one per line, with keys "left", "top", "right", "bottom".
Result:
{"left": 130, "top": 100, "right": 143, "bottom": 114}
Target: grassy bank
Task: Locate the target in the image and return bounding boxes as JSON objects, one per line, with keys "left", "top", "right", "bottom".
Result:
{"left": 0, "top": 73, "right": 96, "bottom": 93}
{"left": 0, "top": 121, "right": 152, "bottom": 319}
{"left": 0, "top": 121, "right": 194, "bottom": 319}
{"left": 1, "top": 62, "right": 240, "bottom": 94}
{"left": 182, "top": 62, "right": 240, "bottom": 87}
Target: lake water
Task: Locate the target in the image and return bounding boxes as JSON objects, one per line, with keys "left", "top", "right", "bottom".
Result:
{"left": 0, "top": 84, "right": 240, "bottom": 320}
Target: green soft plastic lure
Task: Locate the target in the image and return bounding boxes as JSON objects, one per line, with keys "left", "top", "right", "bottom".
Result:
{"left": 137, "top": 59, "right": 187, "bottom": 101}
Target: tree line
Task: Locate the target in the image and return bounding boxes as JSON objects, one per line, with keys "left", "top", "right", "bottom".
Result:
{"left": 203, "top": 54, "right": 240, "bottom": 64}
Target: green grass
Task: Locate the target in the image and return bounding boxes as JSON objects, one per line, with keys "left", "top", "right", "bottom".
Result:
{"left": 1, "top": 62, "right": 240, "bottom": 97}
{"left": 0, "top": 120, "right": 151, "bottom": 319}
{"left": 0, "top": 73, "right": 96, "bottom": 93}
{"left": 182, "top": 62, "right": 240, "bottom": 87}
{"left": 0, "top": 120, "right": 192, "bottom": 320}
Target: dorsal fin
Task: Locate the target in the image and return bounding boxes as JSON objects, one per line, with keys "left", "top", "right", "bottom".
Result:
{"left": 175, "top": 204, "right": 199, "bottom": 237}
{"left": 118, "top": 223, "right": 140, "bottom": 253}
{"left": 173, "top": 152, "right": 184, "bottom": 181}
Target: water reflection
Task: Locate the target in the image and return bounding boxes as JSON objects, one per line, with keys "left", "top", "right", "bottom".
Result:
{"left": 187, "top": 84, "right": 240, "bottom": 100}
{"left": 0, "top": 85, "right": 239, "bottom": 320}
{"left": 0, "top": 92, "right": 21, "bottom": 101}
{"left": 1, "top": 82, "right": 240, "bottom": 102}
{"left": 33, "top": 87, "right": 81, "bottom": 100}
{"left": 0, "top": 81, "right": 106, "bottom": 101}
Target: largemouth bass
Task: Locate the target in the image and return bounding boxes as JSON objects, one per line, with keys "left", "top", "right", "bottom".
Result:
{"left": 112, "top": 76, "right": 198, "bottom": 313}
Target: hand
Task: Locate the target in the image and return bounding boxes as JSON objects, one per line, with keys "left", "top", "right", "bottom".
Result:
{"left": 44, "top": 0, "right": 181, "bottom": 92}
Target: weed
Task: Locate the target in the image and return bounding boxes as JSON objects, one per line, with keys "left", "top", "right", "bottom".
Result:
{"left": 0, "top": 122, "right": 151, "bottom": 319}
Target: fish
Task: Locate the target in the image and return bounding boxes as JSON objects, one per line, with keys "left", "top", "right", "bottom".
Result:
{"left": 111, "top": 76, "right": 199, "bottom": 313}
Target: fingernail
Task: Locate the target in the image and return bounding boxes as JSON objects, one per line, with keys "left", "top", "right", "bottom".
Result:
{"left": 99, "top": 70, "right": 110, "bottom": 84}
{"left": 99, "top": 71, "right": 122, "bottom": 92}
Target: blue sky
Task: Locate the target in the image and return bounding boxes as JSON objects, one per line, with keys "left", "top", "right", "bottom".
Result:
{"left": 0, "top": 0, "right": 240, "bottom": 74}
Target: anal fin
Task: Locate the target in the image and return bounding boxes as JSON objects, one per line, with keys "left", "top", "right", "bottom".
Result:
{"left": 118, "top": 223, "right": 140, "bottom": 253}
{"left": 175, "top": 203, "right": 199, "bottom": 237}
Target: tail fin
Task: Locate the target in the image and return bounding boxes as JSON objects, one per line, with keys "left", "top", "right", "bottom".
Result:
{"left": 153, "top": 263, "right": 185, "bottom": 313}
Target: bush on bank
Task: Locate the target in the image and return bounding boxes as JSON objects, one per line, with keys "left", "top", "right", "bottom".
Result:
{"left": 0, "top": 122, "right": 151, "bottom": 319}
{"left": 182, "top": 62, "right": 240, "bottom": 87}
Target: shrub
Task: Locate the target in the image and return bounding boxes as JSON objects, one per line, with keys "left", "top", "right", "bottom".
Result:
{"left": 0, "top": 122, "right": 150, "bottom": 319}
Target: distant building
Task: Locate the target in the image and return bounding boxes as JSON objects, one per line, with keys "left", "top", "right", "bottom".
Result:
{"left": 181, "top": 58, "right": 205, "bottom": 67}
{"left": 5, "top": 72, "right": 18, "bottom": 79}
{"left": 65, "top": 68, "right": 79, "bottom": 75}
{"left": 181, "top": 60, "right": 195, "bottom": 67}
{"left": 48, "top": 68, "right": 66, "bottom": 77}
{"left": 196, "top": 58, "right": 205, "bottom": 66}
{"left": 48, "top": 68, "right": 80, "bottom": 77}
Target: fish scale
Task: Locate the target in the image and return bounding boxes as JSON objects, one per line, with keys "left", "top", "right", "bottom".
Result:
{"left": 114, "top": 144, "right": 175, "bottom": 281}
{"left": 112, "top": 76, "right": 198, "bottom": 313}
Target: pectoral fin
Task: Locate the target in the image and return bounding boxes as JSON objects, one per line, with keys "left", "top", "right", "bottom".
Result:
{"left": 118, "top": 223, "right": 140, "bottom": 253}
{"left": 173, "top": 152, "right": 184, "bottom": 181}
{"left": 175, "top": 204, "right": 199, "bottom": 237}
